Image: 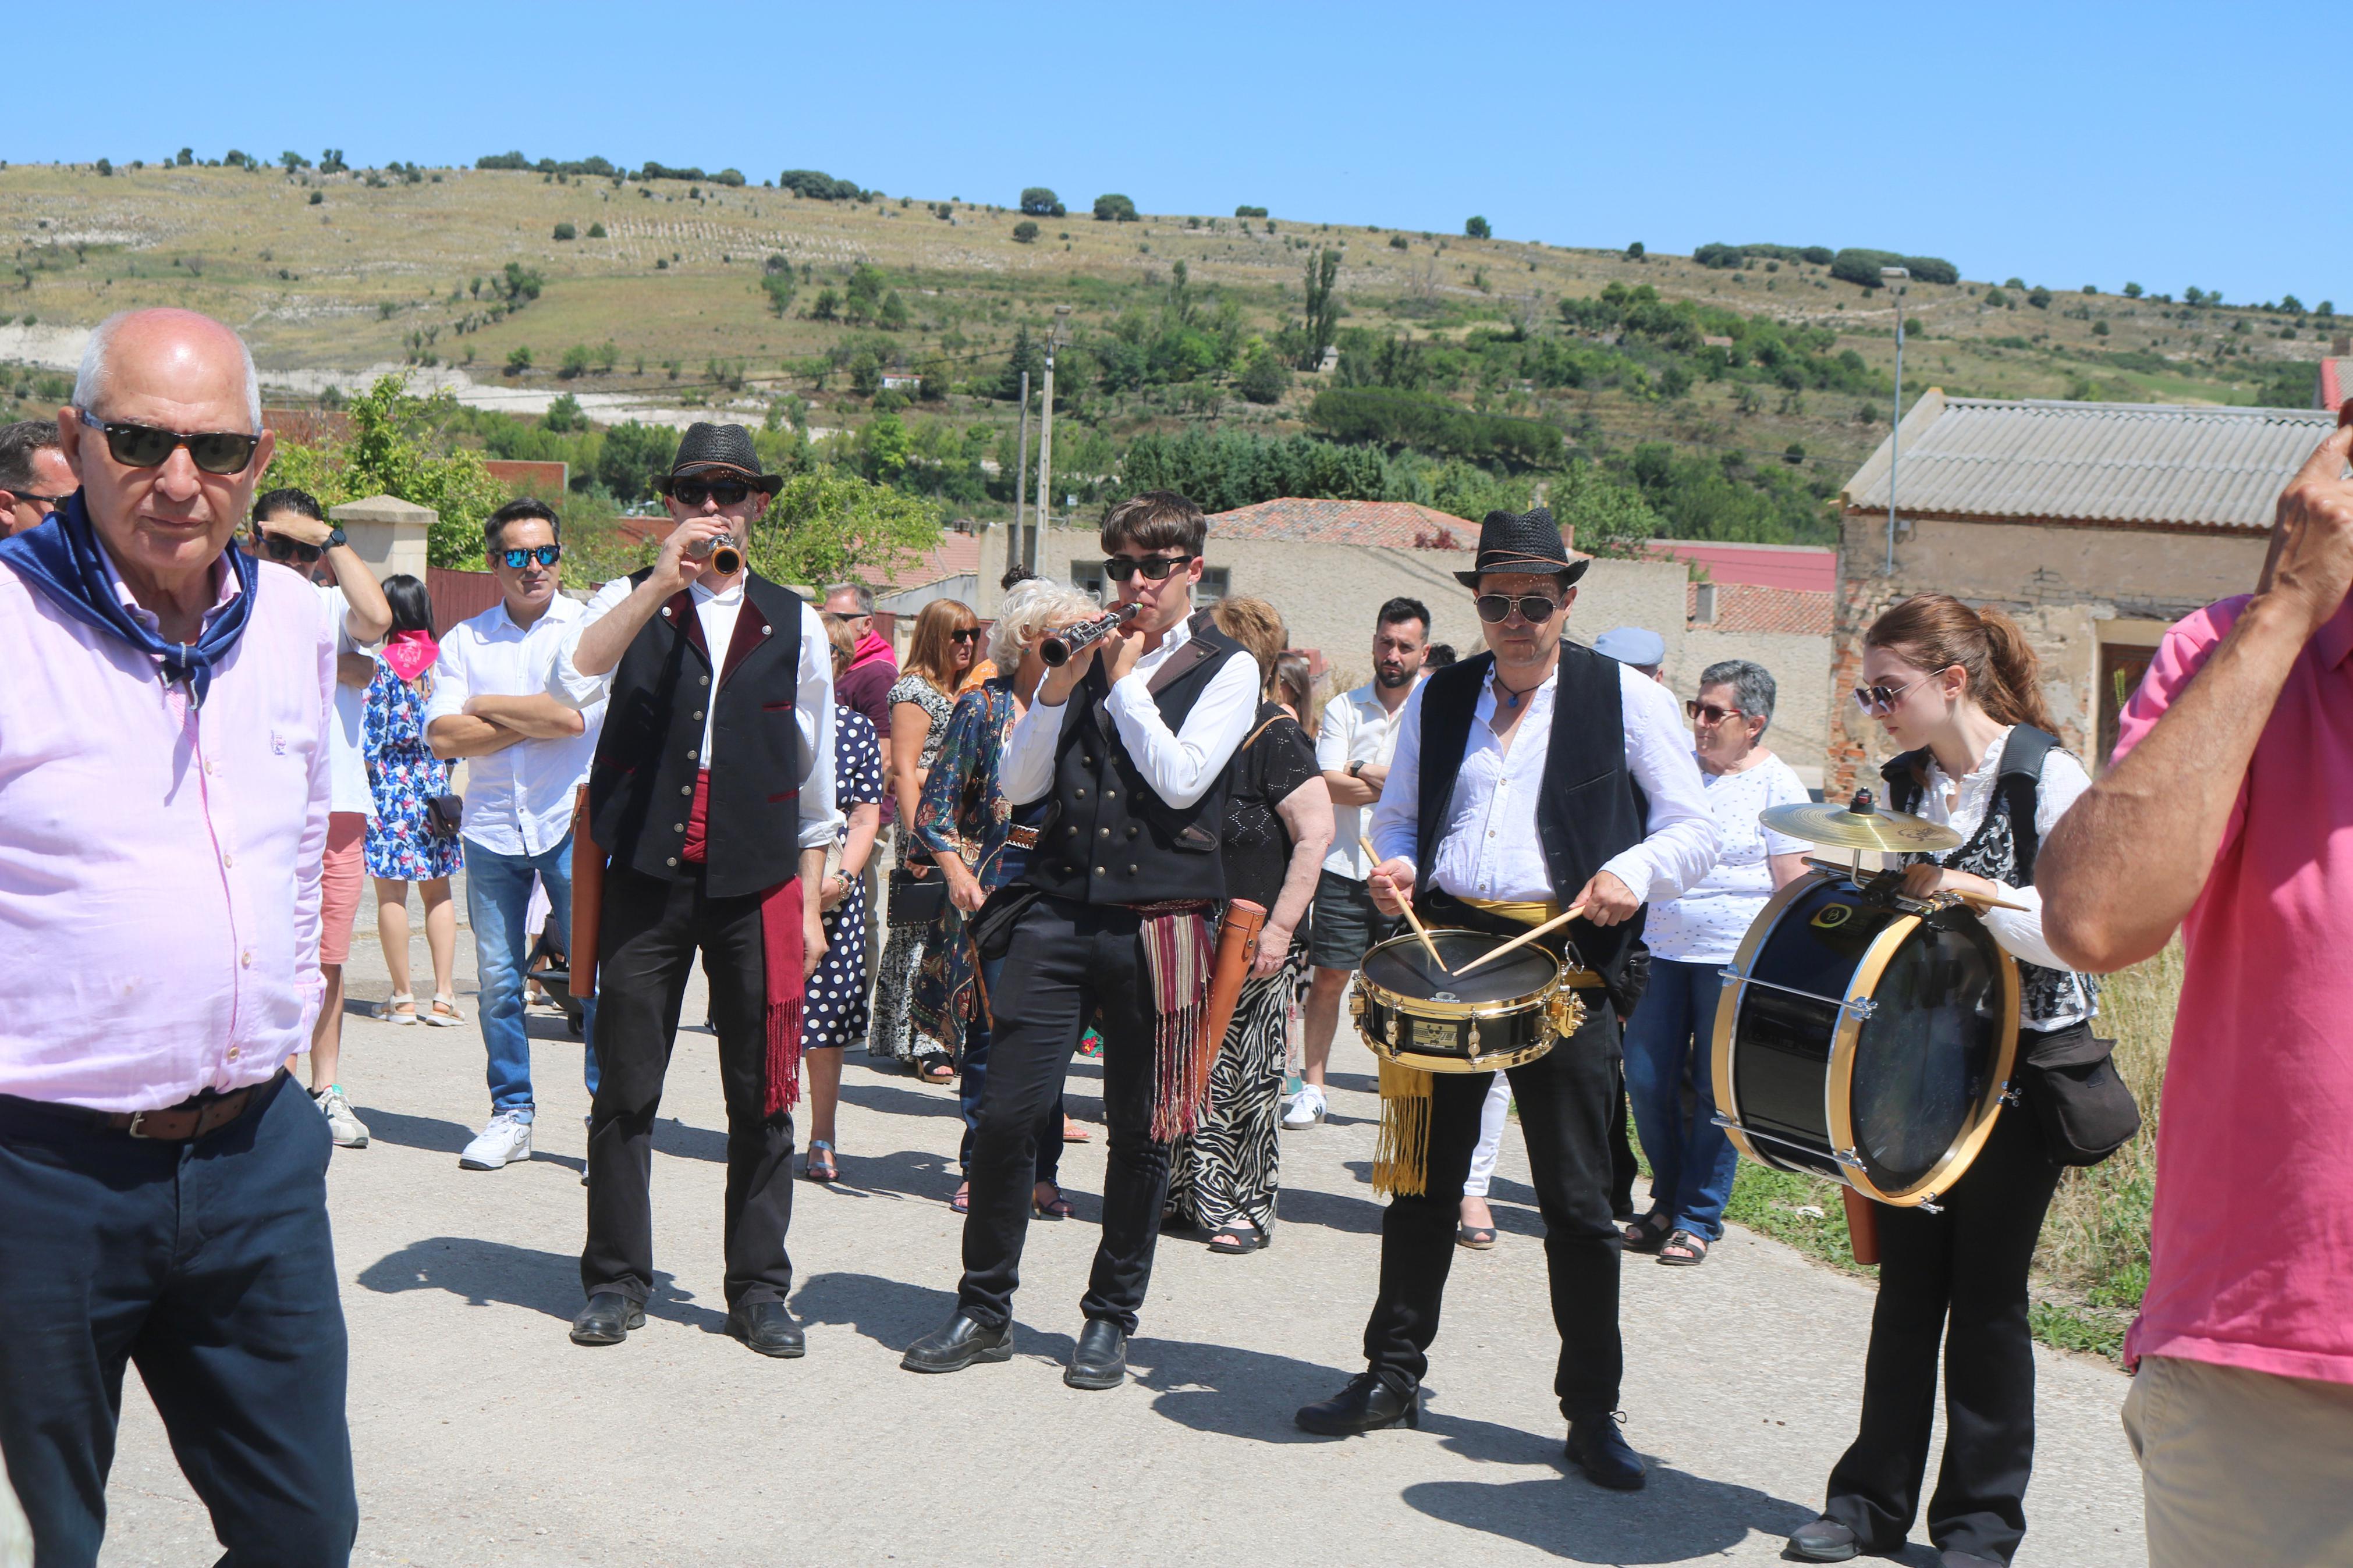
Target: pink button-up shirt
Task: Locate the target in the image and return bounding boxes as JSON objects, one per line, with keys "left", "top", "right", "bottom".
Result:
{"left": 0, "top": 546, "right": 332, "bottom": 1112}
{"left": 2114, "top": 592, "right": 2353, "bottom": 1386}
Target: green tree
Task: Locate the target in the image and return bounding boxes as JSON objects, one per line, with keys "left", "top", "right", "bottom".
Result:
{"left": 844, "top": 263, "right": 885, "bottom": 323}
{"left": 586, "top": 221, "right": 607, "bottom": 239}
{"left": 1237, "top": 351, "right": 1292, "bottom": 405}
{"left": 505, "top": 345, "right": 533, "bottom": 374}
{"left": 810, "top": 287, "right": 840, "bottom": 322}
{"left": 2027, "top": 286, "right": 2053, "bottom": 310}
{"left": 320, "top": 148, "right": 346, "bottom": 173}
{"left": 559, "top": 343, "right": 593, "bottom": 378}
{"left": 595, "top": 421, "right": 677, "bottom": 503}
{"left": 878, "top": 289, "right": 910, "bottom": 331}
{"left": 746, "top": 468, "right": 943, "bottom": 586}
{"left": 1299, "top": 248, "right": 1342, "bottom": 370}
{"left": 1012, "top": 219, "right": 1040, "bottom": 244}
{"left": 595, "top": 340, "right": 619, "bottom": 372}
{"left": 279, "top": 151, "right": 310, "bottom": 171}
{"left": 1020, "top": 187, "right": 1065, "bottom": 216}
{"left": 261, "top": 375, "right": 508, "bottom": 566}
{"left": 543, "top": 393, "right": 584, "bottom": 432}
{"left": 1092, "top": 193, "right": 1139, "bottom": 223}
{"left": 552, "top": 222, "right": 577, "bottom": 241}
{"left": 1464, "top": 215, "right": 1492, "bottom": 240}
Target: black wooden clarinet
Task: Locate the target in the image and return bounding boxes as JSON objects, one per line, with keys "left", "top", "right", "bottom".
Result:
{"left": 1039, "top": 602, "right": 1140, "bottom": 667}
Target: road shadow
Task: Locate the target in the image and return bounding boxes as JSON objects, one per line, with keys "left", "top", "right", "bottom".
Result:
{"left": 357, "top": 1106, "right": 475, "bottom": 1157}
{"left": 1273, "top": 1182, "right": 1385, "bottom": 1236}
{"left": 789, "top": 1270, "right": 1079, "bottom": 1367}
{"left": 1401, "top": 1465, "right": 1822, "bottom": 1563}
{"left": 353, "top": 1236, "right": 727, "bottom": 1334}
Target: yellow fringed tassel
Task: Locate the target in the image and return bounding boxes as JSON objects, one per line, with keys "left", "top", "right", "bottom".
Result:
{"left": 1372, "top": 1057, "right": 1435, "bottom": 1197}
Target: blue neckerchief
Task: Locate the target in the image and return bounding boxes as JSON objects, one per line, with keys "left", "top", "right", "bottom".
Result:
{"left": 0, "top": 490, "right": 256, "bottom": 705}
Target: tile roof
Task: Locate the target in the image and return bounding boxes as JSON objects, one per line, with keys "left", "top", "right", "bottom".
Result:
{"left": 1648, "top": 538, "right": 1836, "bottom": 593}
{"left": 1843, "top": 390, "right": 2339, "bottom": 532}
{"left": 1690, "top": 581, "right": 1832, "bottom": 636}
{"left": 2322, "top": 359, "right": 2347, "bottom": 412}
{"left": 1204, "top": 497, "right": 1482, "bottom": 550}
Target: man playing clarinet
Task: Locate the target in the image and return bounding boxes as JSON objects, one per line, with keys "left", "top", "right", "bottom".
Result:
{"left": 1293, "top": 507, "right": 1717, "bottom": 1489}
{"left": 902, "top": 490, "right": 1259, "bottom": 1390}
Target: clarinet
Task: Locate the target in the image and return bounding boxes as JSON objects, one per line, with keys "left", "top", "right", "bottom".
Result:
{"left": 687, "top": 535, "right": 743, "bottom": 576}
{"left": 1038, "top": 602, "right": 1140, "bottom": 667}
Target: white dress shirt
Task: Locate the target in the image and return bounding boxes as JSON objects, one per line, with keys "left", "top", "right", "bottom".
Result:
{"left": 1315, "top": 681, "right": 1412, "bottom": 880}
{"left": 552, "top": 576, "right": 839, "bottom": 849}
{"left": 425, "top": 593, "right": 603, "bottom": 858}
{"left": 1368, "top": 658, "right": 1719, "bottom": 909}
{"left": 1000, "top": 611, "right": 1262, "bottom": 809}
{"left": 314, "top": 582, "right": 375, "bottom": 819}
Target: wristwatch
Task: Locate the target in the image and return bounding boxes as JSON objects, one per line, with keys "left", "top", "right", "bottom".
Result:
{"left": 325, "top": 527, "right": 348, "bottom": 549}
{"left": 1347, "top": 760, "right": 1366, "bottom": 778}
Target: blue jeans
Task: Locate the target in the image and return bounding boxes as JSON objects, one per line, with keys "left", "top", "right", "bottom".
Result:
{"left": 1622, "top": 955, "right": 1740, "bottom": 1240}
{"left": 464, "top": 833, "right": 598, "bottom": 1119}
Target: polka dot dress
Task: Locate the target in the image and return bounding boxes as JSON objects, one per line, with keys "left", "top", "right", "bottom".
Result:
{"left": 802, "top": 707, "right": 884, "bottom": 1054}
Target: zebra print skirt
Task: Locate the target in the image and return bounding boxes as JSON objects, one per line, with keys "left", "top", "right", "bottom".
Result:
{"left": 1165, "top": 934, "right": 1308, "bottom": 1236}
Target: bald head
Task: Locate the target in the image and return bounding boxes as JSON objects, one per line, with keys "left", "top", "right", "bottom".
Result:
{"left": 74, "top": 308, "right": 261, "bottom": 430}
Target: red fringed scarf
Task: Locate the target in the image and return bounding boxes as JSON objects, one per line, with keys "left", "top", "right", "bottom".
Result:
{"left": 682, "top": 771, "right": 807, "bottom": 1115}
{"left": 1137, "top": 899, "right": 1216, "bottom": 1141}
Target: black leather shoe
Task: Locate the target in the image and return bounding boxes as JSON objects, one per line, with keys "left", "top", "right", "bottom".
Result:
{"left": 1295, "top": 1371, "right": 1422, "bottom": 1435}
{"left": 900, "top": 1312, "right": 1012, "bottom": 1374}
{"left": 569, "top": 1292, "right": 644, "bottom": 1346}
{"left": 1784, "top": 1517, "right": 1861, "bottom": 1562}
{"left": 1064, "top": 1320, "right": 1128, "bottom": 1390}
{"left": 727, "top": 1299, "right": 806, "bottom": 1359}
{"left": 1564, "top": 1413, "right": 1647, "bottom": 1490}
{"left": 1939, "top": 1552, "right": 2003, "bottom": 1568}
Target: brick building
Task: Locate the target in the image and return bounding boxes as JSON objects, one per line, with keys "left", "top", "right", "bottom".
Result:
{"left": 1829, "top": 390, "right": 2339, "bottom": 797}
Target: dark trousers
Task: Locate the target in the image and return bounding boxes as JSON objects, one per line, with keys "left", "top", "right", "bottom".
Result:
{"left": 1361, "top": 1001, "right": 1627, "bottom": 1420}
{"left": 959, "top": 952, "right": 1065, "bottom": 1185}
{"left": 0, "top": 1075, "right": 357, "bottom": 1567}
{"left": 958, "top": 897, "right": 1165, "bottom": 1336}
{"left": 1823, "top": 1100, "right": 2061, "bottom": 1564}
{"left": 584, "top": 866, "right": 795, "bottom": 1310}
{"left": 1609, "top": 1058, "right": 1639, "bottom": 1219}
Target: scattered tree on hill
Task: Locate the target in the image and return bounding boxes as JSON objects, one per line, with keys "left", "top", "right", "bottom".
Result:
{"left": 587, "top": 221, "right": 606, "bottom": 239}
{"left": 640, "top": 161, "right": 707, "bottom": 182}
{"left": 1298, "top": 247, "right": 1342, "bottom": 371}
{"left": 308, "top": 190, "right": 324, "bottom": 206}
{"left": 1093, "top": 193, "right": 1139, "bottom": 222}
{"left": 779, "top": 169, "right": 867, "bottom": 201}
{"left": 505, "top": 345, "right": 533, "bottom": 374}
{"left": 492, "top": 261, "right": 544, "bottom": 308}
{"left": 1828, "top": 248, "right": 1957, "bottom": 288}
{"left": 810, "top": 287, "right": 840, "bottom": 322}
{"left": 95, "top": 159, "right": 112, "bottom": 177}
{"left": 1625, "top": 241, "right": 1645, "bottom": 259}
{"left": 1013, "top": 220, "right": 1040, "bottom": 244}
{"left": 1983, "top": 287, "right": 2010, "bottom": 308}
{"left": 1237, "top": 351, "right": 1292, "bottom": 405}
{"left": 844, "top": 263, "right": 886, "bottom": 324}
{"left": 260, "top": 375, "right": 507, "bottom": 567}
{"left": 558, "top": 344, "right": 594, "bottom": 378}
{"left": 1309, "top": 386, "right": 1562, "bottom": 468}
{"left": 2027, "top": 286, "right": 2053, "bottom": 310}
{"left": 1695, "top": 243, "right": 1745, "bottom": 270}
{"left": 1235, "top": 205, "right": 1268, "bottom": 218}
{"left": 552, "top": 222, "right": 577, "bottom": 241}
{"left": 176, "top": 148, "right": 193, "bottom": 166}
{"left": 320, "top": 149, "right": 347, "bottom": 173}
{"left": 878, "top": 290, "right": 910, "bottom": 331}
{"left": 2123, "top": 282, "right": 2143, "bottom": 298}
{"left": 542, "top": 393, "right": 584, "bottom": 432}
{"left": 1389, "top": 234, "right": 1408, "bottom": 250}
{"left": 999, "top": 324, "right": 1045, "bottom": 399}
{"left": 711, "top": 168, "right": 746, "bottom": 187}
{"left": 761, "top": 264, "right": 797, "bottom": 317}
{"left": 1464, "top": 216, "right": 1491, "bottom": 240}
{"left": 1020, "top": 187, "right": 1066, "bottom": 216}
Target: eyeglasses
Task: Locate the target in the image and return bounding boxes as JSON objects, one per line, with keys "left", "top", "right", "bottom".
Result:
{"left": 77, "top": 411, "right": 260, "bottom": 476}
{"left": 1102, "top": 553, "right": 1194, "bottom": 583}
{"left": 668, "top": 478, "right": 752, "bottom": 508}
{"left": 1687, "top": 701, "right": 1746, "bottom": 725}
{"left": 8, "top": 490, "right": 70, "bottom": 515}
{"left": 498, "top": 545, "right": 562, "bottom": 570}
{"left": 1474, "top": 592, "right": 1563, "bottom": 624}
{"left": 258, "top": 532, "right": 323, "bottom": 564}
{"left": 1852, "top": 673, "right": 1935, "bottom": 714}
{"left": 949, "top": 628, "right": 983, "bottom": 644}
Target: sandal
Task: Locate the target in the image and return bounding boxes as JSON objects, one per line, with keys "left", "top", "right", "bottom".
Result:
{"left": 425, "top": 994, "right": 466, "bottom": 1027}
{"left": 372, "top": 992, "right": 417, "bottom": 1026}
{"left": 1454, "top": 1223, "right": 1497, "bottom": 1250}
{"left": 1032, "top": 1182, "right": 1073, "bottom": 1220}
{"left": 917, "top": 1054, "right": 957, "bottom": 1086}
{"left": 1062, "top": 1116, "right": 1092, "bottom": 1144}
{"left": 1622, "top": 1210, "right": 1674, "bottom": 1254}
{"left": 804, "top": 1140, "right": 839, "bottom": 1183}
{"left": 950, "top": 1182, "right": 970, "bottom": 1214}
{"left": 1658, "top": 1228, "right": 1710, "bottom": 1267}
{"left": 1208, "top": 1220, "right": 1272, "bottom": 1254}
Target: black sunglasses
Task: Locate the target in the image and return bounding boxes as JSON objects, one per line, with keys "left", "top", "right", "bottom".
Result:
{"left": 498, "top": 545, "right": 563, "bottom": 570}
{"left": 8, "top": 490, "right": 70, "bottom": 514}
{"left": 1103, "top": 553, "right": 1194, "bottom": 583}
{"left": 949, "top": 628, "right": 983, "bottom": 643}
{"left": 668, "top": 478, "right": 752, "bottom": 508}
{"left": 78, "top": 411, "right": 260, "bottom": 476}
{"left": 258, "top": 532, "right": 323, "bottom": 564}
{"left": 1687, "top": 700, "right": 1746, "bottom": 725}
{"left": 1474, "top": 592, "right": 1563, "bottom": 624}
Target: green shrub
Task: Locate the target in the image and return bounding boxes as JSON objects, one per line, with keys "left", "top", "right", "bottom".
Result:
{"left": 1013, "top": 220, "right": 1039, "bottom": 244}
{"left": 1464, "top": 215, "right": 1491, "bottom": 240}
{"left": 1092, "top": 193, "right": 1138, "bottom": 223}
{"left": 552, "top": 222, "right": 576, "bottom": 241}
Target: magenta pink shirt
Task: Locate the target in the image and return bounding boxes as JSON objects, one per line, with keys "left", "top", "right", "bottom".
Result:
{"left": 2113, "top": 592, "right": 2353, "bottom": 1385}
{"left": 0, "top": 548, "right": 333, "bottom": 1112}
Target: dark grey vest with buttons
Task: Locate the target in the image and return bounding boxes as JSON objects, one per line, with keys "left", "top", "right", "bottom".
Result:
{"left": 1020, "top": 611, "right": 1248, "bottom": 906}
{"left": 586, "top": 568, "right": 805, "bottom": 899}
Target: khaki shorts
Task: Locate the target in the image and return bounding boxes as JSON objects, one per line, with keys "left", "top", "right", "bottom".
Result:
{"left": 2124, "top": 1352, "right": 2353, "bottom": 1568}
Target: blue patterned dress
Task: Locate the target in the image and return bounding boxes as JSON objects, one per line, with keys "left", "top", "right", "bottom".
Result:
{"left": 361, "top": 660, "right": 463, "bottom": 881}
{"left": 909, "top": 678, "right": 1022, "bottom": 1047}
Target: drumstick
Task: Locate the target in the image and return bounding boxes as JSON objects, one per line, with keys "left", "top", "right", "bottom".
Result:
{"left": 1797, "top": 857, "right": 2033, "bottom": 913}
{"left": 1360, "top": 835, "right": 1448, "bottom": 973}
{"left": 1448, "top": 902, "right": 1589, "bottom": 977}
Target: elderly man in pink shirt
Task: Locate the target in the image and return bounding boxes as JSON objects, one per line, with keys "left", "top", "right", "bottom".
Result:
{"left": 0, "top": 309, "right": 356, "bottom": 1564}
{"left": 2041, "top": 411, "right": 2353, "bottom": 1568}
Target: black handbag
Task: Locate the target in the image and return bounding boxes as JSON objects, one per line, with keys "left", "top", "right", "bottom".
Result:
{"left": 425, "top": 794, "right": 464, "bottom": 838}
{"left": 887, "top": 859, "right": 947, "bottom": 929}
{"left": 2021, "top": 1024, "right": 2142, "bottom": 1167}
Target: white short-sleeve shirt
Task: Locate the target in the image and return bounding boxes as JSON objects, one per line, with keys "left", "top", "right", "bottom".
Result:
{"left": 1641, "top": 751, "right": 1811, "bottom": 965}
{"left": 314, "top": 583, "right": 374, "bottom": 819}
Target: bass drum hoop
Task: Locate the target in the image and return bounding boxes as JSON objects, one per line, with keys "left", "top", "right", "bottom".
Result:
{"left": 1712, "top": 873, "right": 2022, "bottom": 1207}
{"left": 1355, "top": 927, "right": 1569, "bottom": 1075}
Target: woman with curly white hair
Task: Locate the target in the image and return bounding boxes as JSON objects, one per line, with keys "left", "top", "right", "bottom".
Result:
{"left": 910, "top": 577, "right": 1103, "bottom": 1215}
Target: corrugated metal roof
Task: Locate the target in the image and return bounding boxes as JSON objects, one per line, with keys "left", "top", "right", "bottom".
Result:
{"left": 1843, "top": 392, "right": 2338, "bottom": 532}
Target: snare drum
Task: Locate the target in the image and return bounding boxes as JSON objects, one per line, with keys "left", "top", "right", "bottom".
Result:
{"left": 1711, "top": 872, "right": 2020, "bottom": 1207}
{"left": 1350, "top": 929, "right": 1584, "bottom": 1074}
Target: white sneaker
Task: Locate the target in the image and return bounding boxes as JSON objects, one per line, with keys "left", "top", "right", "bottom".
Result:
{"left": 459, "top": 1111, "right": 533, "bottom": 1170}
{"left": 314, "top": 1086, "right": 370, "bottom": 1149}
{"left": 1281, "top": 1085, "right": 1328, "bottom": 1130}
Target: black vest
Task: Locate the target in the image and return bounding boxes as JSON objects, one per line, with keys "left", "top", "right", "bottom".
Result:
{"left": 1414, "top": 643, "right": 1648, "bottom": 997}
{"left": 587, "top": 569, "right": 805, "bottom": 899}
{"left": 1021, "top": 611, "right": 1248, "bottom": 906}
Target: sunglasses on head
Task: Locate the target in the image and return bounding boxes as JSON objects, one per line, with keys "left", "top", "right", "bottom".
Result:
{"left": 1852, "top": 673, "right": 1936, "bottom": 714}
{"left": 1687, "top": 700, "right": 1746, "bottom": 725}
{"left": 258, "top": 532, "right": 322, "bottom": 564}
{"left": 1474, "top": 592, "right": 1562, "bottom": 624}
{"left": 1102, "top": 553, "right": 1194, "bottom": 583}
{"left": 78, "top": 411, "right": 260, "bottom": 476}
{"left": 498, "top": 545, "right": 562, "bottom": 569}
{"left": 668, "top": 478, "right": 752, "bottom": 508}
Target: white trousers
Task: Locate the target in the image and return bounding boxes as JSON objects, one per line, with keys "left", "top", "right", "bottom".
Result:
{"left": 1461, "top": 1073, "right": 1511, "bottom": 1199}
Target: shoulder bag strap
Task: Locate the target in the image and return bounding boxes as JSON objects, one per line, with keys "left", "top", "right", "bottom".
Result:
{"left": 1994, "top": 725, "right": 2059, "bottom": 883}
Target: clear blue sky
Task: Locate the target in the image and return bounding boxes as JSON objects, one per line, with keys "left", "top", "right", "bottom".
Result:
{"left": 13, "top": 2, "right": 2346, "bottom": 309}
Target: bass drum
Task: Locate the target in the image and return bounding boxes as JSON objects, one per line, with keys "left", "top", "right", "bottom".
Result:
{"left": 1711, "top": 872, "right": 2020, "bottom": 1207}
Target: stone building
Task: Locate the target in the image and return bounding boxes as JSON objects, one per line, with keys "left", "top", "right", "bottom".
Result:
{"left": 1652, "top": 539, "right": 1835, "bottom": 788}
{"left": 1829, "top": 391, "right": 2340, "bottom": 797}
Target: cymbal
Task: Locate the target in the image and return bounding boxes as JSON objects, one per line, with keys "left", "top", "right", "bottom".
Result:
{"left": 1760, "top": 790, "right": 1961, "bottom": 854}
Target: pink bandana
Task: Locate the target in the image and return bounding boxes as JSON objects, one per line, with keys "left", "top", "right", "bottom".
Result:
{"left": 383, "top": 628, "right": 439, "bottom": 683}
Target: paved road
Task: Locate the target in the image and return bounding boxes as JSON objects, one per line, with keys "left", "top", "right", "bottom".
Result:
{"left": 95, "top": 927, "right": 2148, "bottom": 1567}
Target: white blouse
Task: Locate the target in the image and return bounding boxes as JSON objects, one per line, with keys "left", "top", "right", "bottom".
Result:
{"left": 1644, "top": 752, "right": 1811, "bottom": 965}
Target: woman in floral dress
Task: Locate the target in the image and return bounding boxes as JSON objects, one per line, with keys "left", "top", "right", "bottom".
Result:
{"left": 362, "top": 575, "right": 464, "bottom": 1027}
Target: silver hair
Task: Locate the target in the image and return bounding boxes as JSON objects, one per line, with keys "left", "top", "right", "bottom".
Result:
{"left": 989, "top": 577, "right": 1096, "bottom": 671}
{"left": 823, "top": 581, "right": 875, "bottom": 614}
{"left": 1699, "top": 658, "right": 1777, "bottom": 733}
{"left": 73, "top": 310, "right": 263, "bottom": 430}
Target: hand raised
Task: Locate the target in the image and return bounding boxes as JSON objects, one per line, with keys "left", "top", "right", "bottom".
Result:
{"left": 656, "top": 517, "right": 732, "bottom": 592}
{"left": 2258, "top": 415, "right": 2353, "bottom": 641}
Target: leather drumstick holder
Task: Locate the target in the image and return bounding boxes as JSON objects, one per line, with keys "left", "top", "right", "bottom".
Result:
{"left": 1190, "top": 899, "right": 1268, "bottom": 1091}
{"left": 569, "top": 784, "right": 605, "bottom": 999}
{"left": 1842, "top": 1186, "right": 1881, "bottom": 1266}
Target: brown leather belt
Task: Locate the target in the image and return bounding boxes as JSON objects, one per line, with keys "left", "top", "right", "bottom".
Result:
{"left": 99, "top": 1070, "right": 283, "bottom": 1141}
{"left": 1562, "top": 968, "right": 1608, "bottom": 990}
{"left": 1007, "top": 824, "right": 1040, "bottom": 849}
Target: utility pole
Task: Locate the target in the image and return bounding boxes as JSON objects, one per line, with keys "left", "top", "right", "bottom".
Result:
{"left": 1880, "top": 266, "right": 1910, "bottom": 575}
{"left": 1009, "top": 369, "right": 1031, "bottom": 578}
{"left": 1031, "top": 304, "right": 1071, "bottom": 577}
